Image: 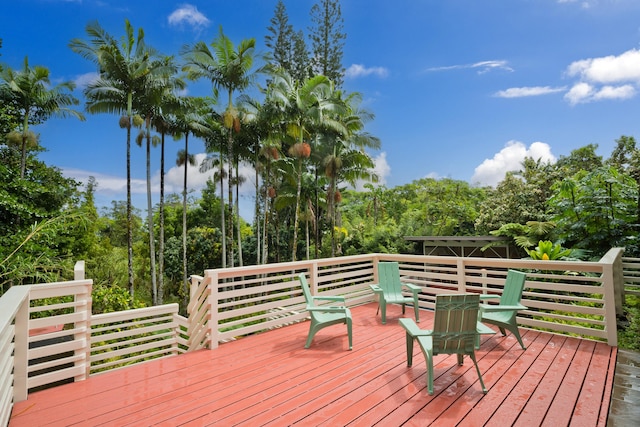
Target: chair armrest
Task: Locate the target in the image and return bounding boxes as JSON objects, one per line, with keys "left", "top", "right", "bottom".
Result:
{"left": 479, "top": 294, "right": 500, "bottom": 300}
{"left": 402, "top": 283, "right": 422, "bottom": 293}
{"left": 313, "top": 295, "right": 345, "bottom": 303}
{"left": 399, "top": 318, "right": 432, "bottom": 337}
{"left": 307, "top": 306, "right": 348, "bottom": 313}
{"left": 480, "top": 303, "right": 527, "bottom": 312}
{"left": 369, "top": 284, "right": 383, "bottom": 294}
{"left": 476, "top": 322, "right": 495, "bottom": 335}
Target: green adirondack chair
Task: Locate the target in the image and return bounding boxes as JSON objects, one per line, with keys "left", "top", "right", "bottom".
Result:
{"left": 370, "top": 262, "right": 422, "bottom": 324}
{"left": 399, "top": 293, "right": 487, "bottom": 395}
{"left": 300, "top": 274, "right": 353, "bottom": 350}
{"left": 477, "top": 269, "right": 528, "bottom": 350}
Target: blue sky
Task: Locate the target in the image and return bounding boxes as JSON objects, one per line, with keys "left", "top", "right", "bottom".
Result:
{"left": 3, "top": 0, "right": 640, "bottom": 219}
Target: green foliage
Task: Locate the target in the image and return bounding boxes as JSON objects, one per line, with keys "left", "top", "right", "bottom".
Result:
{"left": 549, "top": 165, "right": 637, "bottom": 256}
{"left": 526, "top": 240, "right": 572, "bottom": 260}
{"left": 309, "top": 0, "right": 346, "bottom": 87}
{"left": 619, "top": 295, "right": 640, "bottom": 350}
{"left": 91, "top": 284, "right": 145, "bottom": 314}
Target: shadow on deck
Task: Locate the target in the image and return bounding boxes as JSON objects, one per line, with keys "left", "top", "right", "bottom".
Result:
{"left": 10, "top": 303, "right": 616, "bottom": 426}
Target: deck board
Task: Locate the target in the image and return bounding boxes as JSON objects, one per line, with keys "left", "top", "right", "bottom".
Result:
{"left": 10, "top": 303, "right": 614, "bottom": 427}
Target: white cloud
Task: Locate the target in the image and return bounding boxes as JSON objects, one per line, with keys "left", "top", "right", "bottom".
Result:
{"left": 564, "top": 82, "right": 636, "bottom": 105}
{"left": 557, "top": 0, "right": 596, "bottom": 8}
{"left": 494, "top": 86, "right": 567, "bottom": 98}
{"left": 353, "top": 152, "right": 390, "bottom": 191}
{"left": 168, "top": 4, "right": 210, "bottom": 30}
{"left": 345, "top": 64, "right": 389, "bottom": 79}
{"left": 564, "top": 49, "right": 640, "bottom": 104}
{"left": 566, "top": 49, "right": 640, "bottom": 84}
{"left": 64, "top": 152, "right": 261, "bottom": 219}
{"left": 427, "top": 60, "right": 513, "bottom": 74}
{"left": 471, "top": 141, "right": 556, "bottom": 187}
{"left": 74, "top": 72, "right": 99, "bottom": 89}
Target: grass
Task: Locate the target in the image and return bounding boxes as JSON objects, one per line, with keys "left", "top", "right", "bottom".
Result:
{"left": 618, "top": 294, "right": 640, "bottom": 351}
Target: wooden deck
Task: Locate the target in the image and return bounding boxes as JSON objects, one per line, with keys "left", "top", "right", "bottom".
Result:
{"left": 10, "top": 303, "right": 616, "bottom": 426}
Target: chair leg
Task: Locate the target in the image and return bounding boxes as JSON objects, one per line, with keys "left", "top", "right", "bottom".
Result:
{"left": 508, "top": 324, "right": 526, "bottom": 350}
{"left": 468, "top": 352, "right": 487, "bottom": 393}
{"left": 413, "top": 299, "right": 420, "bottom": 322}
{"left": 425, "top": 349, "right": 434, "bottom": 395}
{"left": 381, "top": 301, "right": 387, "bottom": 324}
{"left": 405, "top": 332, "right": 414, "bottom": 366}
{"left": 347, "top": 318, "right": 353, "bottom": 350}
{"left": 305, "top": 322, "right": 318, "bottom": 348}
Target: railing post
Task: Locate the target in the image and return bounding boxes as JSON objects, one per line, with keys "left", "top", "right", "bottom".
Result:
{"left": 481, "top": 268, "right": 488, "bottom": 294}
{"left": 74, "top": 260, "right": 85, "bottom": 280}
{"left": 205, "top": 269, "right": 219, "bottom": 349}
{"left": 600, "top": 248, "right": 625, "bottom": 316}
{"left": 13, "top": 289, "right": 29, "bottom": 402}
{"left": 80, "top": 280, "right": 92, "bottom": 381}
{"left": 600, "top": 248, "right": 624, "bottom": 347}
{"left": 73, "top": 261, "right": 92, "bottom": 380}
{"left": 612, "top": 250, "right": 625, "bottom": 317}
{"left": 456, "top": 258, "right": 466, "bottom": 292}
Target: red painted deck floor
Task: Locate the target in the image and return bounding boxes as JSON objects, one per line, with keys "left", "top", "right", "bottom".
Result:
{"left": 10, "top": 303, "right": 616, "bottom": 426}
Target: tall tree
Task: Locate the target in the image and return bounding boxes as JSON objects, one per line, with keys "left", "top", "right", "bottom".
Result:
{"left": 183, "top": 26, "right": 260, "bottom": 267}
{"left": 265, "top": 1, "right": 295, "bottom": 73}
{"left": 70, "top": 19, "right": 169, "bottom": 296}
{"left": 268, "top": 70, "right": 344, "bottom": 260}
{"left": 137, "top": 60, "right": 183, "bottom": 305}
{"left": 320, "top": 92, "right": 380, "bottom": 255}
{"left": 308, "top": 0, "right": 346, "bottom": 87}
{"left": 608, "top": 136, "right": 640, "bottom": 223}
{"left": 0, "top": 56, "right": 84, "bottom": 178}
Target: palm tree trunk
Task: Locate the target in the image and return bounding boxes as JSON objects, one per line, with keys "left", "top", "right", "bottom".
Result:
{"left": 227, "top": 131, "right": 235, "bottom": 268}
{"left": 20, "top": 114, "right": 29, "bottom": 179}
{"left": 182, "top": 133, "right": 190, "bottom": 306}
{"left": 292, "top": 157, "right": 302, "bottom": 262}
{"left": 219, "top": 151, "right": 227, "bottom": 268}
{"left": 126, "top": 115, "right": 134, "bottom": 297}
{"left": 145, "top": 123, "right": 157, "bottom": 305}
{"left": 158, "top": 132, "right": 165, "bottom": 305}
{"left": 254, "top": 149, "right": 261, "bottom": 265}
{"left": 236, "top": 166, "right": 243, "bottom": 267}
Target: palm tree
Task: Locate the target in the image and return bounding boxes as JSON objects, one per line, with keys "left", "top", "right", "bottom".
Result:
{"left": 137, "top": 61, "right": 183, "bottom": 306}
{"left": 267, "top": 70, "right": 345, "bottom": 261}
{"left": 320, "top": 92, "right": 380, "bottom": 256}
{"left": 70, "top": 19, "right": 170, "bottom": 296}
{"left": 237, "top": 94, "right": 284, "bottom": 264}
{"left": 0, "top": 56, "right": 85, "bottom": 178}
{"left": 194, "top": 111, "right": 228, "bottom": 266}
{"left": 182, "top": 26, "right": 260, "bottom": 268}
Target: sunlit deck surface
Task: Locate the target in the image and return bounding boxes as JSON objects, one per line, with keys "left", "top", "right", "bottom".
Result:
{"left": 10, "top": 303, "right": 616, "bottom": 426}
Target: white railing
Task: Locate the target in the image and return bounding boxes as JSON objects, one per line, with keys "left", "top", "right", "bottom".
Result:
{"left": 202, "top": 249, "right": 622, "bottom": 349}
{"left": 90, "top": 304, "right": 185, "bottom": 375}
{"left": 1, "top": 250, "right": 625, "bottom": 426}
{"left": 621, "top": 256, "right": 640, "bottom": 297}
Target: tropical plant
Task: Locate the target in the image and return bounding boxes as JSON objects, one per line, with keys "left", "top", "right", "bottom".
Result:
{"left": 0, "top": 56, "right": 85, "bottom": 178}
{"left": 267, "top": 70, "right": 345, "bottom": 260}
{"left": 182, "top": 26, "right": 261, "bottom": 268}
{"left": 309, "top": 0, "right": 346, "bottom": 87}
{"left": 70, "top": 19, "right": 170, "bottom": 296}
{"left": 526, "top": 240, "right": 571, "bottom": 260}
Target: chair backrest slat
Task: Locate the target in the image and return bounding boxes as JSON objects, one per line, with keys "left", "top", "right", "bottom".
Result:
{"left": 432, "top": 294, "right": 480, "bottom": 354}
{"left": 300, "top": 275, "right": 314, "bottom": 308}
{"left": 377, "top": 262, "right": 403, "bottom": 296}
{"left": 500, "top": 270, "right": 527, "bottom": 305}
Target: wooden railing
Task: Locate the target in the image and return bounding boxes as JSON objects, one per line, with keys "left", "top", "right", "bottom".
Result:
{"left": 1, "top": 249, "right": 625, "bottom": 426}
{"left": 201, "top": 249, "right": 622, "bottom": 349}
{"left": 621, "top": 256, "right": 640, "bottom": 297}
